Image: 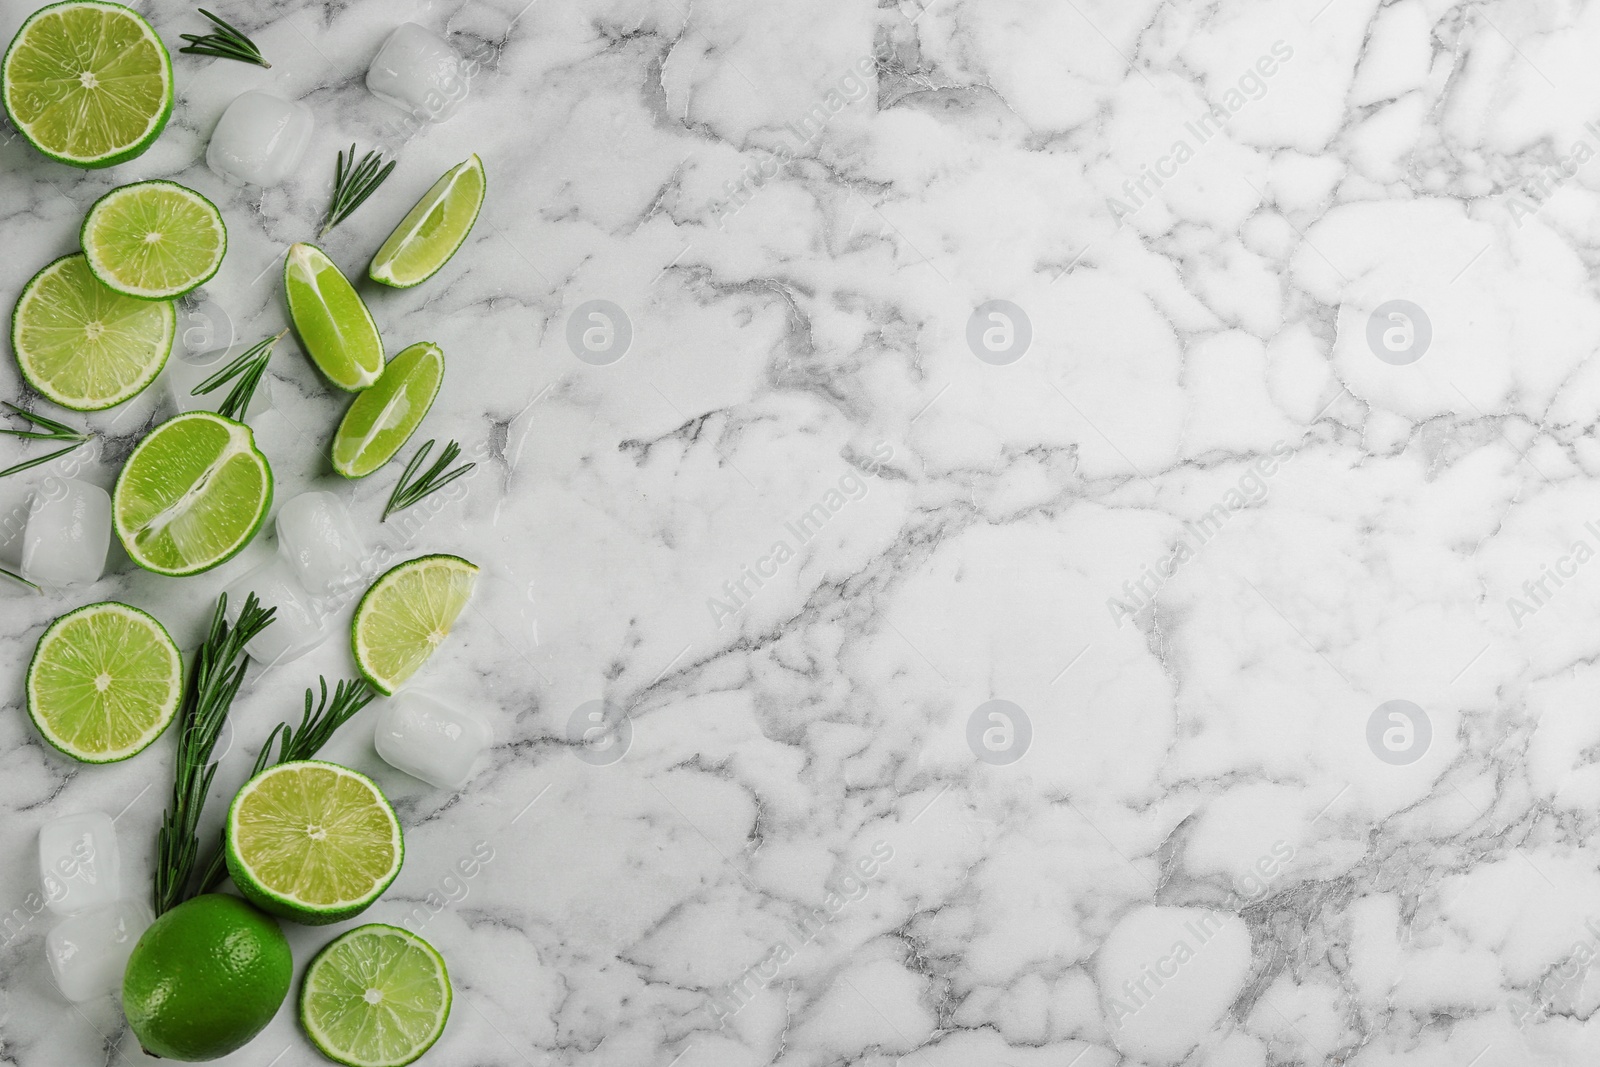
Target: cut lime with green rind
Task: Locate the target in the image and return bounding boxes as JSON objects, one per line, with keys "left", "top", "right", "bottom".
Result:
{"left": 285, "top": 243, "right": 384, "bottom": 391}
{"left": 12, "top": 253, "right": 175, "bottom": 411}
{"left": 112, "top": 411, "right": 273, "bottom": 576}
{"left": 369, "top": 155, "right": 485, "bottom": 289}
{"left": 25, "top": 601, "right": 182, "bottom": 763}
{"left": 331, "top": 342, "right": 443, "bottom": 478}
{"left": 300, "top": 924, "right": 452, "bottom": 1067}
{"left": 226, "top": 760, "right": 404, "bottom": 926}
{"left": 2, "top": 1, "right": 173, "bottom": 169}
{"left": 82, "top": 180, "right": 226, "bottom": 299}
{"left": 352, "top": 555, "right": 478, "bottom": 695}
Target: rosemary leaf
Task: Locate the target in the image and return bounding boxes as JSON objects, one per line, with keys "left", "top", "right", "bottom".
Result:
{"left": 320, "top": 145, "right": 396, "bottom": 237}
{"left": 0, "top": 442, "right": 85, "bottom": 479}
{"left": 192, "top": 329, "right": 286, "bottom": 422}
{"left": 382, "top": 439, "right": 476, "bottom": 521}
{"left": 0, "top": 565, "right": 39, "bottom": 591}
{"left": 2, "top": 401, "right": 88, "bottom": 441}
{"left": 179, "top": 8, "right": 270, "bottom": 67}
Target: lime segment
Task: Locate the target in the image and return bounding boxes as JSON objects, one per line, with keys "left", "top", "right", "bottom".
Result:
{"left": 331, "top": 342, "right": 443, "bottom": 478}
{"left": 352, "top": 555, "right": 478, "bottom": 695}
{"left": 112, "top": 411, "right": 273, "bottom": 576}
{"left": 26, "top": 601, "right": 182, "bottom": 763}
{"left": 300, "top": 924, "right": 452, "bottom": 1067}
{"left": 285, "top": 243, "right": 384, "bottom": 391}
{"left": 82, "top": 181, "right": 226, "bottom": 299}
{"left": 369, "top": 155, "right": 485, "bottom": 289}
{"left": 2, "top": 1, "right": 173, "bottom": 168}
{"left": 12, "top": 253, "right": 175, "bottom": 411}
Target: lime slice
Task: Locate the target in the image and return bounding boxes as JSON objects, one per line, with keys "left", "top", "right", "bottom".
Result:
{"left": 82, "top": 181, "right": 226, "bottom": 299}
{"left": 369, "top": 155, "right": 485, "bottom": 289}
{"left": 352, "top": 555, "right": 478, "bottom": 695}
{"left": 225, "top": 761, "right": 404, "bottom": 925}
{"left": 12, "top": 253, "right": 175, "bottom": 411}
{"left": 25, "top": 601, "right": 183, "bottom": 763}
{"left": 2, "top": 1, "right": 173, "bottom": 169}
{"left": 285, "top": 243, "right": 384, "bottom": 391}
{"left": 331, "top": 342, "right": 443, "bottom": 478}
{"left": 300, "top": 924, "right": 451, "bottom": 1067}
{"left": 112, "top": 411, "right": 273, "bottom": 576}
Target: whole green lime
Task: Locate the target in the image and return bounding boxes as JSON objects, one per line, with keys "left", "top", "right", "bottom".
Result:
{"left": 122, "top": 894, "right": 293, "bottom": 1061}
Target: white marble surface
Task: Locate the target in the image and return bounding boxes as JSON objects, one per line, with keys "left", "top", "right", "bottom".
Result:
{"left": 6, "top": 0, "right": 1600, "bottom": 1063}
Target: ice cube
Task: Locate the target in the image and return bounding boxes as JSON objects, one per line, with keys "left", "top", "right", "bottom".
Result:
{"left": 374, "top": 692, "right": 492, "bottom": 788}
{"left": 225, "top": 557, "right": 328, "bottom": 666}
{"left": 38, "top": 812, "right": 120, "bottom": 916}
{"left": 207, "top": 91, "right": 314, "bottom": 187}
{"left": 367, "top": 24, "right": 468, "bottom": 122}
{"left": 21, "top": 479, "right": 110, "bottom": 588}
{"left": 162, "top": 343, "right": 273, "bottom": 420}
{"left": 277, "top": 492, "right": 366, "bottom": 596}
{"left": 45, "top": 900, "right": 152, "bottom": 1002}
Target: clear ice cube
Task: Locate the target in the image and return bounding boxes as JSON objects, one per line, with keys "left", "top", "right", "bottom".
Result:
{"left": 45, "top": 900, "right": 152, "bottom": 1002}
{"left": 21, "top": 479, "right": 110, "bottom": 588}
{"left": 276, "top": 492, "right": 366, "bottom": 596}
{"left": 367, "top": 24, "right": 468, "bottom": 122}
{"left": 207, "top": 91, "right": 314, "bottom": 187}
{"left": 38, "top": 811, "right": 120, "bottom": 916}
{"left": 225, "top": 557, "right": 329, "bottom": 666}
{"left": 163, "top": 344, "right": 273, "bottom": 420}
{"left": 374, "top": 692, "right": 492, "bottom": 788}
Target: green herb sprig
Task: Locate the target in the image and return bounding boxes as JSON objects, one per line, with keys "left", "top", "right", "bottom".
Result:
{"left": 192, "top": 676, "right": 376, "bottom": 895}
{"left": 0, "top": 402, "right": 90, "bottom": 478}
{"left": 179, "top": 8, "right": 270, "bottom": 68}
{"left": 153, "top": 593, "right": 275, "bottom": 916}
{"left": 383, "top": 439, "right": 475, "bottom": 521}
{"left": 0, "top": 565, "right": 39, "bottom": 591}
{"left": 321, "top": 145, "right": 396, "bottom": 237}
{"left": 192, "top": 329, "right": 286, "bottom": 422}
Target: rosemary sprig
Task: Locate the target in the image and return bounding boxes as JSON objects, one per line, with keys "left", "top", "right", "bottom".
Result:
{"left": 383, "top": 439, "right": 475, "bottom": 521}
{"left": 192, "top": 329, "right": 286, "bottom": 421}
{"left": 1, "top": 402, "right": 90, "bottom": 478}
{"left": 178, "top": 8, "right": 270, "bottom": 67}
{"left": 321, "top": 145, "right": 396, "bottom": 237}
{"left": 192, "top": 677, "right": 376, "bottom": 895}
{"left": 0, "top": 565, "right": 39, "bottom": 591}
{"left": 153, "top": 593, "right": 275, "bottom": 916}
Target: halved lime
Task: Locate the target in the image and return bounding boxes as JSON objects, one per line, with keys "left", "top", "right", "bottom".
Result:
{"left": 2, "top": 1, "right": 173, "bottom": 169}
{"left": 300, "top": 924, "right": 451, "bottom": 1067}
{"left": 112, "top": 411, "right": 273, "bottom": 576}
{"left": 352, "top": 555, "right": 478, "bottom": 695}
{"left": 26, "top": 601, "right": 183, "bottom": 763}
{"left": 285, "top": 243, "right": 383, "bottom": 391}
{"left": 225, "top": 761, "right": 404, "bottom": 926}
{"left": 82, "top": 181, "right": 226, "bottom": 299}
{"left": 369, "top": 155, "right": 485, "bottom": 289}
{"left": 331, "top": 342, "right": 443, "bottom": 478}
{"left": 12, "top": 253, "right": 175, "bottom": 411}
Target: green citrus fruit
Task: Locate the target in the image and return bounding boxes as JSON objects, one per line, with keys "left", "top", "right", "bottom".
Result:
{"left": 300, "top": 924, "right": 452, "bottom": 1067}
{"left": 81, "top": 180, "right": 226, "bottom": 299}
{"left": 331, "top": 342, "right": 443, "bottom": 478}
{"left": 284, "top": 243, "right": 384, "bottom": 391}
{"left": 369, "top": 155, "right": 485, "bottom": 289}
{"left": 352, "top": 554, "right": 478, "bottom": 695}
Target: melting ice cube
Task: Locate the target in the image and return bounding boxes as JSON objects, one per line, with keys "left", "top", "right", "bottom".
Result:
{"left": 22, "top": 479, "right": 110, "bottom": 588}
{"left": 225, "top": 556, "right": 329, "bottom": 666}
{"left": 45, "top": 901, "right": 152, "bottom": 1002}
{"left": 367, "top": 23, "right": 468, "bottom": 122}
{"left": 38, "top": 811, "right": 120, "bottom": 916}
{"left": 374, "top": 692, "right": 492, "bottom": 788}
{"left": 276, "top": 491, "right": 366, "bottom": 596}
{"left": 207, "top": 91, "right": 314, "bottom": 186}
{"left": 162, "top": 344, "right": 273, "bottom": 420}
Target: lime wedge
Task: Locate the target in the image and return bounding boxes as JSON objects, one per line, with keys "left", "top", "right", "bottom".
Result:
{"left": 331, "top": 342, "right": 443, "bottom": 478}
{"left": 226, "top": 761, "right": 403, "bottom": 926}
{"left": 285, "top": 243, "right": 383, "bottom": 391}
{"left": 300, "top": 924, "right": 451, "bottom": 1067}
{"left": 82, "top": 181, "right": 226, "bottom": 299}
{"left": 2, "top": 1, "right": 173, "bottom": 168}
{"left": 112, "top": 411, "right": 273, "bottom": 576}
{"left": 352, "top": 555, "right": 477, "bottom": 695}
{"left": 12, "top": 253, "right": 174, "bottom": 411}
{"left": 369, "top": 155, "right": 485, "bottom": 289}
{"left": 26, "top": 601, "right": 183, "bottom": 763}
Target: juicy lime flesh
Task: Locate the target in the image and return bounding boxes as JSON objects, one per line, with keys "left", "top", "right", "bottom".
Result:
{"left": 86, "top": 183, "right": 224, "bottom": 297}
{"left": 232, "top": 764, "right": 400, "bottom": 910}
{"left": 303, "top": 926, "right": 450, "bottom": 1067}
{"left": 285, "top": 244, "right": 383, "bottom": 391}
{"left": 4, "top": 3, "right": 170, "bottom": 165}
{"left": 332, "top": 343, "right": 443, "bottom": 477}
{"left": 13, "top": 254, "right": 174, "bottom": 410}
{"left": 114, "top": 414, "right": 270, "bottom": 574}
{"left": 28, "top": 603, "right": 181, "bottom": 761}
{"left": 355, "top": 557, "right": 477, "bottom": 693}
{"left": 371, "top": 156, "right": 484, "bottom": 287}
